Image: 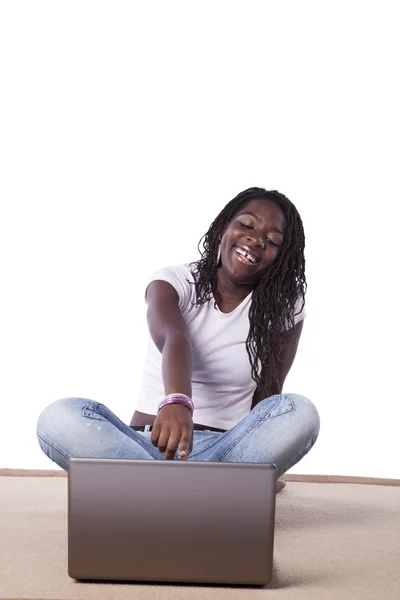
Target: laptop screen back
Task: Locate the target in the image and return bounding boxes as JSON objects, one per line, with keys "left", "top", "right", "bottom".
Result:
{"left": 68, "top": 458, "right": 276, "bottom": 585}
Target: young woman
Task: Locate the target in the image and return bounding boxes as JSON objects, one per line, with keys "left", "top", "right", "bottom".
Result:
{"left": 37, "top": 187, "right": 320, "bottom": 493}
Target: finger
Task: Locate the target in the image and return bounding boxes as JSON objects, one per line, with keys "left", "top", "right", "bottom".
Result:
{"left": 178, "top": 432, "right": 191, "bottom": 460}
{"left": 150, "top": 423, "right": 161, "bottom": 448}
{"left": 164, "top": 433, "right": 180, "bottom": 461}
{"left": 157, "top": 428, "right": 171, "bottom": 455}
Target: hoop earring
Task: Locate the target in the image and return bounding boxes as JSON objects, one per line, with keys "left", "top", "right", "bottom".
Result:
{"left": 217, "top": 245, "right": 221, "bottom": 266}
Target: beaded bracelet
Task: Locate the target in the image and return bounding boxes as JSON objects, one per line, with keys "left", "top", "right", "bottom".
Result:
{"left": 157, "top": 393, "right": 194, "bottom": 415}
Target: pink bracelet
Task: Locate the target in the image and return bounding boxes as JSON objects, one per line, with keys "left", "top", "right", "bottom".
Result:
{"left": 157, "top": 393, "right": 194, "bottom": 415}
{"left": 158, "top": 394, "right": 194, "bottom": 411}
{"left": 158, "top": 393, "right": 194, "bottom": 409}
{"left": 158, "top": 399, "right": 193, "bottom": 415}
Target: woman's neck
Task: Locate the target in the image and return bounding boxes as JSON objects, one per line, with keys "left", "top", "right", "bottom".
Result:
{"left": 216, "top": 267, "right": 254, "bottom": 302}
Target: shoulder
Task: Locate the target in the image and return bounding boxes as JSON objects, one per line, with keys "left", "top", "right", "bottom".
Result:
{"left": 147, "top": 262, "right": 195, "bottom": 284}
{"left": 145, "top": 262, "right": 196, "bottom": 313}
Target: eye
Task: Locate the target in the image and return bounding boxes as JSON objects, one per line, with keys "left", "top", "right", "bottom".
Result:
{"left": 238, "top": 220, "right": 281, "bottom": 247}
{"left": 268, "top": 236, "right": 282, "bottom": 247}
{"left": 239, "top": 221, "right": 253, "bottom": 229}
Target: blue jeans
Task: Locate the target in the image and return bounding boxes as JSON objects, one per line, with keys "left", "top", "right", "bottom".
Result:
{"left": 36, "top": 394, "right": 320, "bottom": 479}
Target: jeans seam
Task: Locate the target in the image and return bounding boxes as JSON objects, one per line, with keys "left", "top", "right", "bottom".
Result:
{"left": 133, "top": 434, "right": 162, "bottom": 454}
{"left": 187, "top": 432, "right": 226, "bottom": 458}
{"left": 188, "top": 396, "right": 282, "bottom": 459}
{"left": 81, "top": 402, "right": 162, "bottom": 456}
{"left": 218, "top": 395, "right": 294, "bottom": 461}
{"left": 217, "top": 415, "right": 266, "bottom": 462}
{"left": 37, "top": 431, "right": 70, "bottom": 462}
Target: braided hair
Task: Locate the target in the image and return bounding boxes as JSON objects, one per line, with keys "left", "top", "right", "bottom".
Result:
{"left": 188, "top": 187, "right": 307, "bottom": 399}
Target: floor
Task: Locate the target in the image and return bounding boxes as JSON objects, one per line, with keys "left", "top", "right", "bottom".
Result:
{"left": 1, "top": 471, "right": 399, "bottom": 600}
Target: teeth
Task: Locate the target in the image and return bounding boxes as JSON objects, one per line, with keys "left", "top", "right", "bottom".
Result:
{"left": 235, "top": 246, "right": 257, "bottom": 263}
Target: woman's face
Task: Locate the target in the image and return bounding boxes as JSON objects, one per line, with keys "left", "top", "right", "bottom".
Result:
{"left": 219, "top": 198, "right": 286, "bottom": 286}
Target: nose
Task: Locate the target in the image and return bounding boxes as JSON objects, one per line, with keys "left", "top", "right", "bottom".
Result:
{"left": 247, "top": 231, "right": 266, "bottom": 250}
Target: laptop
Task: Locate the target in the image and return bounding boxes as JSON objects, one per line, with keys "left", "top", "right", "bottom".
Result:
{"left": 68, "top": 458, "right": 277, "bottom": 585}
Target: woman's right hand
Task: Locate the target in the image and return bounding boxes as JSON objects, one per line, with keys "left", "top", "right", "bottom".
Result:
{"left": 151, "top": 404, "right": 194, "bottom": 460}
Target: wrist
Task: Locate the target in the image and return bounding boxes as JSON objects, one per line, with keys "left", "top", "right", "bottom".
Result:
{"left": 157, "top": 393, "right": 194, "bottom": 416}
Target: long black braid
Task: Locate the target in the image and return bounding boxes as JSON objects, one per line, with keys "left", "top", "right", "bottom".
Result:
{"left": 188, "top": 187, "right": 307, "bottom": 399}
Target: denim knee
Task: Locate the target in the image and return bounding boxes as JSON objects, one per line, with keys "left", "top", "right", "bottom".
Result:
{"left": 285, "top": 393, "right": 320, "bottom": 442}
{"left": 254, "top": 393, "right": 320, "bottom": 441}
{"left": 36, "top": 397, "right": 88, "bottom": 439}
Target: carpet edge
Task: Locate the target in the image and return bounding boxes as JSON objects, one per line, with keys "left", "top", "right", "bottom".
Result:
{"left": 1, "top": 468, "right": 399, "bottom": 486}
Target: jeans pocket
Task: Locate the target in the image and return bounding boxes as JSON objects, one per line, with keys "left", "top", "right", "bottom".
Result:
{"left": 267, "top": 394, "right": 296, "bottom": 418}
{"left": 81, "top": 401, "right": 109, "bottom": 422}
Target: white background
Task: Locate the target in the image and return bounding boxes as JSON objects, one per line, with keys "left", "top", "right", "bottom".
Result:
{"left": 0, "top": 1, "right": 398, "bottom": 477}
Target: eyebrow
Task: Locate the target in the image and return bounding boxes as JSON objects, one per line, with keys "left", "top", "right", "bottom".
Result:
{"left": 240, "top": 211, "right": 284, "bottom": 235}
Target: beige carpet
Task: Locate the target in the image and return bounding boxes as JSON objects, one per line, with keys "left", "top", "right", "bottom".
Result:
{"left": 1, "top": 472, "right": 400, "bottom": 600}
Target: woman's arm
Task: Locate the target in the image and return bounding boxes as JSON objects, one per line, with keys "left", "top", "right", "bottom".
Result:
{"left": 146, "top": 280, "right": 193, "bottom": 399}
{"left": 130, "top": 280, "right": 193, "bottom": 426}
{"left": 131, "top": 280, "right": 194, "bottom": 460}
{"left": 251, "top": 319, "right": 304, "bottom": 408}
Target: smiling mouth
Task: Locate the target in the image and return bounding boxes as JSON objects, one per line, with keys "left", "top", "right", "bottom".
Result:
{"left": 233, "top": 245, "right": 260, "bottom": 265}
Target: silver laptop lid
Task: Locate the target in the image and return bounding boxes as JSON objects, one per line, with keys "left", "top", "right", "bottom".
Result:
{"left": 68, "top": 459, "right": 276, "bottom": 585}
